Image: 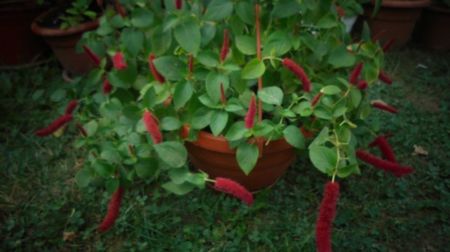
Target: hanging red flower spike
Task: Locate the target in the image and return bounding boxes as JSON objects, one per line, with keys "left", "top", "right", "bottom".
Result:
{"left": 245, "top": 95, "right": 256, "bottom": 129}
{"left": 98, "top": 187, "right": 125, "bottom": 232}
{"left": 220, "top": 83, "right": 227, "bottom": 105}
{"left": 213, "top": 177, "right": 253, "bottom": 205}
{"left": 369, "top": 135, "right": 397, "bottom": 162}
{"left": 112, "top": 52, "right": 127, "bottom": 70}
{"left": 220, "top": 29, "right": 230, "bottom": 62}
{"left": 103, "top": 78, "right": 112, "bottom": 94}
{"left": 148, "top": 53, "right": 166, "bottom": 84}
{"left": 282, "top": 58, "right": 312, "bottom": 92}
{"left": 349, "top": 62, "right": 363, "bottom": 85}
{"left": 175, "top": 0, "right": 182, "bottom": 9}
{"left": 82, "top": 45, "right": 100, "bottom": 66}
{"left": 378, "top": 71, "right": 393, "bottom": 85}
{"left": 316, "top": 181, "right": 340, "bottom": 252}
{"left": 382, "top": 38, "right": 395, "bottom": 53}
{"left": 357, "top": 80, "right": 368, "bottom": 90}
{"left": 143, "top": 111, "right": 163, "bottom": 144}
{"left": 64, "top": 100, "right": 78, "bottom": 115}
{"left": 311, "top": 92, "right": 323, "bottom": 107}
{"left": 35, "top": 114, "right": 73, "bottom": 137}
{"left": 371, "top": 100, "right": 398, "bottom": 114}
{"left": 356, "top": 150, "right": 414, "bottom": 177}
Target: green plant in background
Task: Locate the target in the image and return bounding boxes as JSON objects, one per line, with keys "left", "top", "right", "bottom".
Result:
{"left": 35, "top": 0, "right": 416, "bottom": 250}
{"left": 59, "top": 0, "right": 98, "bottom": 29}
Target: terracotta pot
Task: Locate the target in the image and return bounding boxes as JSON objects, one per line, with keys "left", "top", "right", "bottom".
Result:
{"left": 31, "top": 8, "right": 99, "bottom": 75}
{"left": 416, "top": 4, "right": 450, "bottom": 50}
{"left": 364, "top": 0, "right": 431, "bottom": 48}
{"left": 185, "top": 131, "right": 296, "bottom": 191}
{"left": 0, "top": 1, "right": 47, "bottom": 65}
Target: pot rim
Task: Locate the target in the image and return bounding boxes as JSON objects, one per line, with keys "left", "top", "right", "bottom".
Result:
{"left": 31, "top": 8, "right": 99, "bottom": 37}
{"left": 372, "top": 0, "right": 431, "bottom": 8}
{"left": 187, "top": 130, "right": 293, "bottom": 154}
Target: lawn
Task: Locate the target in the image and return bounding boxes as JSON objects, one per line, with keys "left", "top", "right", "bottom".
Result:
{"left": 1, "top": 47, "right": 449, "bottom": 251}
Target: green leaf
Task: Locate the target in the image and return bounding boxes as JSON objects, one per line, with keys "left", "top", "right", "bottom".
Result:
{"left": 121, "top": 29, "right": 144, "bottom": 56}
{"left": 108, "top": 66, "right": 137, "bottom": 88}
{"left": 225, "top": 121, "right": 246, "bottom": 141}
{"left": 191, "top": 108, "right": 213, "bottom": 129}
{"left": 154, "top": 141, "right": 187, "bottom": 168}
{"left": 309, "top": 127, "right": 330, "bottom": 148}
{"left": 235, "top": 35, "right": 256, "bottom": 55}
{"left": 236, "top": 2, "right": 255, "bottom": 25}
{"left": 160, "top": 117, "right": 182, "bottom": 131}
{"left": 153, "top": 56, "right": 184, "bottom": 81}
{"left": 349, "top": 88, "right": 362, "bottom": 108}
{"left": 83, "top": 120, "right": 98, "bottom": 136}
{"left": 283, "top": 125, "right": 305, "bottom": 149}
{"left": 168, "top": 167, "right": 190, "bottom": 184}
{"left": 292, "top": 102, "right": 313, "bottom": 117}
{"left": 173, "top": 81, "right": 194, "bottom": 110}
{"left": 210, "top": 111, "right": 229, "bottom": 136}
{"left": 151, "top": 27, "right": 172, "bottom": 55}
{"left": 204, "top": 0, "right": 233, "bottom": 21}
{"left": 271, "top": 0, "right": 301, "bottom": 18}
{"left": 236, "top": 142, "right": 259, "bottom": 175}
{"left": 197, "top": 51, "right": 219, "bottom": 67}
{"left": 131, "top": 9, "right": 154, "bottom": 28}
{"left": 93, "top": 160, "right": 115, "bottom": 178}
{"left": 100, "top": 149, "right": 121, "bottom": 164}
{"left": 337, "top": 164, "right": 358, "bottom": 178}
{"left": 314, "top": 107, "right": 333, "bottom": 120}
{"left": 200, "top": 23, "right": 216, "bottom": 46}
{"left": 309, "top": 146, "right": 337, "bottom": 174}
{"left": 321, "top": 85, "right": 341, "bottom": 95}
{"left": 317, "top": 13, "right": 338, "bottom": 29}
{"left": 162, "top": 181, "right": 195, "bottom": 195}
{"left": 328, "top": 46, "right": 356, "bottom": 68}
{"left": 50, "top": 89, "right": 66, "bottom": 102}
{"left": 206, "top": 72, "right": 229, "bottom": 103}
{"left": 241, "top": 59, "right": 265, "bottom": 79}
{"left": 135, "top": 158, "right": 158, "bottom": 179}
{"left": 174, "top": 18, "right": 201, "bottom": 54}
{"left": 75, "top": 168, "right": 91, "bottom": 187}
{"left": 258, "top": 86, "right": 284, "bottom": 106}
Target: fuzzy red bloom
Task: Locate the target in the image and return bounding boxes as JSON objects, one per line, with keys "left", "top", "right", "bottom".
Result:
{"left": 220, "top": 29, "right": 230, "bottom": 62}
{"left": 369, "top": 136, "right": 396, "bottom": 162}
{"left": 82, "top": 45, "right": 100, "bottom": 66}
{"left": 245, "top": 95, "right": 256, "bottom": 129}
{"left": 143, "top": 111, "right": 163, "bottom": 144}
{"left": 114, "top": 1, "right": 127, "bottom": 17}
{"left": 112, "top": 52, "right": 127, "bottom": 70}
{"left": 175, "top": 0, "right": 182, "bottom": 9}
{"left": 311, "top": 92, "right": 323, "bottom": 107}
{"left": 336, "top": 6, "right": 345, "bottom": 17}
{"left": 356, "top": 150, "right": 414, "bottom": 177}
{"left": 35, "top": 114, "right": 73, "bottom": 137}
{"left": 76, "top": 123, "right": 88, "bottom": 137}
{"left": 378, "top": 71, "right": 393, "bottom": 85}
{"left": 220, "top": 83, "right": 227, "bottom": 105}
{"left": 180, "top": 124, "right": 190, "bottom": 139}
{"left": 301, "top": 126, "right": 315, "bottom": 138}
{"left": 103, "top": 78, "right": 112, "bottom": 94}
{"left": 98, "top": 187, "right": 124, "bottom": 232}
{"left": 371, "top": 100, "right": 398, "bottom": 114}
{"left": 214, "top": 177, "right": 253, "bottom": 205}
{"left": 282, "top": 58, "right": 311, "bottom": 92}
{"left": 382, "top": 38, "right": 395, "bottom": 53}
{"left": 357, "top": 80, "right": 368, "bottom": 90}
{"left": 188, "top": 54, "right": 194, "bottom": 75}
{"left": 316, "top": 182, "right": 340, "bottom": 252}
{"left": 65, "top": 100, "right": 78, "bottom": 115}
{"left": 148, "top": 53, "right": 166, "bottom": 84}
{"left": 349, "top": 62, "right": 363, "bottom": 85}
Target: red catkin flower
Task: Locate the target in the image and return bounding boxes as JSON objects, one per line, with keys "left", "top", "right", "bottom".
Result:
{"left": 188, "top": 54, "right": 194, "bottom": 75}
{"left": 83, "top": 45, "right": 100, "bottom": 66}
{"left": 378, "top": 71, "right": 393, "bottom": 85}
{"left": 220, "top": 29, "right": 230, "bottom": 62}
{"left": 369, "top": 135, "right": 397, "bottom": 162}
{"left": 180, "top": 124, "right": 190, "bottom": 139}
{"left": 311, "top": 92, "right": 323, "bottom": 107}
{"left": 175, "top": 0, "right": 182, "bottom": 9}
{"left": 214, "top": 177, "right": 253, "bottom": 205}
{"left": 349, "top": 62, "right": 363, "bottom": 85}
{"left": 114, "top": 1, "right": 127, "bottom": 17}
{"left": 143, "top": 111, "right": 163, "bottom": 144}
{"left": 35, "top": 114, "right": 73, "bottom": 137}
{"left": 64, "top": 100, "right": 78, "bottom": 115}
{"left": 112, "top": 52, "right": 127, "bottom": 70}
{"left": 371, "top": 100, "right": 398, "bottom": 114}
{"left": 357, "top": 80, "right": 368, "bottom": 90}
{"left": 382, "top": 38, "right": 395, "bottom": 53}
{"left": 103, "top": 78, "right": 112, "bottom": 94}
{"left": 316, "top": 181, "right": 340, "bottom": 252}
{"left": 98, "top": 187, "right": 125, "bottom": 232}
{"left": 245, "top": 95, "right": 256, "bottom": 129}
{"left": 148, "top": 53, "right": 166, "bottom": 84}
{"left": 356, "top": 149, "right": 414, "bottom": 177}
{"left": 220, "top": 83, "right": 227, "bottom": 105}
{"left": 282, "top": 58, "right": 312, "bottom": 92}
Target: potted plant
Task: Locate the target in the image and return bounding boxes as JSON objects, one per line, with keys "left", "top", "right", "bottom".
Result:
{"left": 415, "top": 0, "right": 450, "bottom": 50}
{"left": 364, "top": 0, "right": 431, "bottom": 48}
{"left": 36, "top": 0, "right": 415, "bottom": 251}
{"left": 31, "top": 0, "right": 103, "bottom": 75}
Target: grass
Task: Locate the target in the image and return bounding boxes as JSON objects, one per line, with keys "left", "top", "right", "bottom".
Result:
{"left": 1, "top": 47, "right": 449, "bottom": 251}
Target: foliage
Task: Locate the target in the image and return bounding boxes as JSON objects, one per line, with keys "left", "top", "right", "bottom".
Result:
{"left": 59, "top": 0, "right": 98, "bottom": 29}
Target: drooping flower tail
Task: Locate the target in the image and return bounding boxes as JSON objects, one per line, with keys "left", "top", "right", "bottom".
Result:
{"left": 148, "top": 53, "right": 166, "bottom": 84}
{"left": 349, "top": 62, "right": 363, "bottom": 85}
{"left": 371, "top": 100, "right": 398, "bottom": 114}
{"left": 83, "top": 45, "right": 100, "bottom": 66}
{"left": 35, "top": 114, "right": 73, "bottom": 137}
{"left": 103, "top": 78, "right": 112, "bottom": 94}
{"left": 220, "top": 29, "right": 229, "bottom": 62}
{"left": 180, "top": 124, "right": 190, "bottom": 139}
{"left": 357, "top": 80, "right": 368, "bottom": 90}
{"left": 214, "top": 177, "right": 253, "bottom": 205}
{"left": 220, "top": 83, "right": 227, "bottom": 105}
{"left": 143, "top": 111, "right": 163, "bottom": 144}
{"left": 112, "top": 52, "right": 127, "bottom": 70}
{"left": 245, "top": 95, "right": 256, "bottom": 129}
{"left": 175, "top": 0, "right": 182, "bottom": 9}
{"left": 356, "top": 150, "right": 414, "bottom": 177}
{"left": 64, "top": 100, "right": 78, "bottom": 115}
{"left": 114, "top": 1, "right": 127, "bottom": 17}
{"left": 311, "top": 92, "right": 323, "bottom": 107}
{"left": 378, "top": 71, "right": 393, "bottom": 85}
{"left": 382, "top": 38, "right": 395, "bottom": 53}
{"left": 316, "top": 182, "right": 340, "bottom": 252}
{"left": 369, "top": 136, "right": 396, "bottom": 162}
{"left": 282, "top": 58, "right": 311, "bottom": 92}
{"left": 98, "top": 187, "right": 125, "bottom": 232}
